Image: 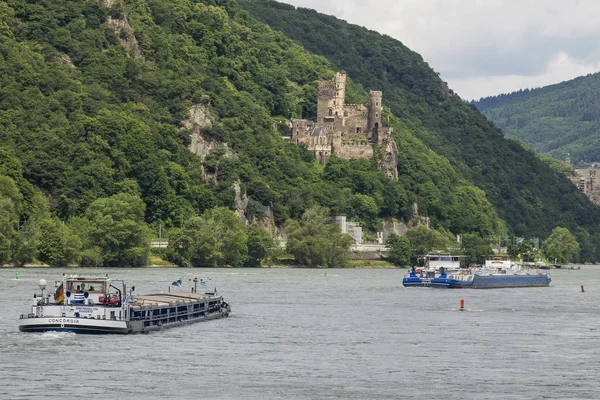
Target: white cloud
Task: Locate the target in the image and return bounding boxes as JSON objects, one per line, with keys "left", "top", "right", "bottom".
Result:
{"left": 454, "top": 52, "right": 600, "bottom": 100}
{"left": 282, "top": 0, "right": 600, "bottom": 99}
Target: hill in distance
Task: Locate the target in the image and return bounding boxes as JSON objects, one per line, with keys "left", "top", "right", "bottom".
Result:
{"left": 472, "top": 72, "right": 600, "bottom": 167}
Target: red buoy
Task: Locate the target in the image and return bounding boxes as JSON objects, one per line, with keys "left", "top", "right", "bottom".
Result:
{"left": 581, "top": 285, "right": 585, "bottom": 293}
{"left": 460, "top": 299, "right": 465, "bottom": 310}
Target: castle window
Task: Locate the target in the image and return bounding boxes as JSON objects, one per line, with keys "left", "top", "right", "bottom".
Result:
{"left": 356, "top": 127, "right": 361, "bottom": 134}
{"left": 328, "top": 109, "right": 333, "bottom": 116}
{"left": 376, "top": 102, "right": 379, "bottom": 106}
{"left": 376, "top": 113, "right": 379, "bottom": 117}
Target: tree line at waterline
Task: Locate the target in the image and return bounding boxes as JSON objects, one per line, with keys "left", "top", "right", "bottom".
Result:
{"left": 0, "top": 164, "right": 581, "bottom": 267}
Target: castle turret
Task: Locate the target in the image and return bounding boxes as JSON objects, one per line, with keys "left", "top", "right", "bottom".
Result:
{"left": 367, "top": 90, "right": 382, "bottom": 137}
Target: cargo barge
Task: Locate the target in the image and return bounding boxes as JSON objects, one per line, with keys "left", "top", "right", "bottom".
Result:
{"left": 19, "top": 275, "right": 230, "bottom": 334}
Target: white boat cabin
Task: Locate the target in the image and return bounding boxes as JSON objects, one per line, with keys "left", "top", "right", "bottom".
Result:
{"left": 422, "top": 254, "right": 462, "bottom": 271}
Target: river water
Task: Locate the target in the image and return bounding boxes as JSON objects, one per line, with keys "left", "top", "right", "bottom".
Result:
{"left": 1, "top": 267, "right": 599, "bottom": 399}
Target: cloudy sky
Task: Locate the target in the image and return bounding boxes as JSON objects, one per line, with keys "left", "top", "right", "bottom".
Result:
{"left": 283, "top": 0, "right": 600, "bottom": 100}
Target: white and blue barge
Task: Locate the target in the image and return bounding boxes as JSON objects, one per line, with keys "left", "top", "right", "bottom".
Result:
{"left": 19, "top": 275, "right": 231, "bottom": 334}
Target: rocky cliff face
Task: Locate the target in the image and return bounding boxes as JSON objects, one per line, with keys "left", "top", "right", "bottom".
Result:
{"left": 378, "top": 138, "right": 399, "bottom": 181}
{"left": 381, "top": 219, "right": 407, "bottom": 242}
{"left": 106, "top": 16, "right": 144, "bottom": 61}
{"left": 100, "top": 0, "right": 144, "bottom": 61}
{"left": 100, "top": 0, "right": 118, "bottom": 7}
{"left": 183, "top": 104, "right": 221, "bottom": 161}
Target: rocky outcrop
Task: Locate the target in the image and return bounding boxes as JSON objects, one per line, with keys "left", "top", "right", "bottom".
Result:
{"left": 183, "top": 103, "right": 213, "bottom": 130}
{"left": 378, "top": 137, "right": 399, "bottom": 181}
{"left": 251, "top": 204, "right": 277, "bottom": 237}
{"left": 381, "top": 219, "right": 407, "bottom": 242}
{"left": 106, "top": 15, "right": 144, "bottom": 61}
{"left": 57, "top": 53, "right": 75, "bottom": 68}
{"left": 407, "top": 202, "right": 430, "bottom": 229}
{"left": 233, "top": 181, "right": 249, "bottom": 221}
{"left": 100, "top": 0, "right": 118, "bottom": 7}
{"left": 183, "top": 104, "right": 221, "bottom": 161}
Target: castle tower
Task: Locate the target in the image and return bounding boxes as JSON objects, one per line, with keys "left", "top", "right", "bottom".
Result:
{"left": 317, "top": 73, "right": 346, "bottom": 123}
{"left": 367, "top": 90, "right": 382, "bottom": 138}
{"left": 333, "top": 73, "right": 346, "bottom": 117}
{"left": 565, "top": 155, "right": 572, "bottom": 169}
{"left": 290, "top": 119, "right": 308, "bottom": 144}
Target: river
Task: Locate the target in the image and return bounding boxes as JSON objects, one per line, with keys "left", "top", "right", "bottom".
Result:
{"left": 1, "top": 267, "right": 599, "bottom": 399}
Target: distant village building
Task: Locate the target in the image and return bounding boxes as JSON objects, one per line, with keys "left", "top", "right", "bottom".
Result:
{"left": 564, "top": 156, "right": 600, "bottom": 205}
{"left": 290, "top": 73, "right": 393, "bottom": 164}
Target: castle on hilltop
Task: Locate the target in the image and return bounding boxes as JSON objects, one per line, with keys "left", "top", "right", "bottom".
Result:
{"left": 289, "top": 73, "right": 393, "bottom": 164}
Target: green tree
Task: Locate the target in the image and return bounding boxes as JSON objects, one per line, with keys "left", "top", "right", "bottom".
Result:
{"left": 84, "top": 193, "right": 150, "bottom": 267}
{"left": 386, "top": 234, "right": 411, "bottom": 266}
{"left": 284, "top": 206, "right": 353, "bottom": 267}
{"left": 349, "top": 194, "right": 379, "bottom": 232}
{"left": 406, "top": 225, "right": 450, "bottom": 258}
{"left": 168, "top": 207, "right": 248, "bottom": 267}
{"left": 517, "top": 240, "right": 534, "bottom": 262}
{"left": 38, "top": 217, "right": 82, "bottom": 267}
{"left": 0, "top": 197, "right": 17, "bottom": 265}
{"left": 543, "top": 227, "right": 580, "bottom": 264}
{"left": 245, "top": 225, "right": 275, "bottom": 267}
{"left": 460, "top": 233, "right": 493, "bottom": 265}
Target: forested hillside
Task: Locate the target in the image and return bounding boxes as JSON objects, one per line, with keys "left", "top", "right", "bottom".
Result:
{"left": 472, "top": 73, "right": 600, "bottom": 166}
{"left": 239, "top": 0, "right": 600, "bottom": 243}
{"left": 1, "top": 0, "right": 600, "bottom": 266}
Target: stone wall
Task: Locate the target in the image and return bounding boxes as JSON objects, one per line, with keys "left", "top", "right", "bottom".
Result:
{"left": 335, "top": 142, "right": 374, "bottom": 159}
{"left": 342, "top": 106, "right": 369, "bottom": 139}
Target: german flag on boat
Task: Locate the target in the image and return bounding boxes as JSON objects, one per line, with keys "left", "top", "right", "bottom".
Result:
{"left": 54, "top": 283, "right": 64, "bottom": 304}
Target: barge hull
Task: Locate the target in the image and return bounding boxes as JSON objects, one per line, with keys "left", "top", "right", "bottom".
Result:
{"left": 449, "top": 275, "right": 551, "bottom": 289}
{"left": 19, "top": 317, "right": 129, "bottom": 334}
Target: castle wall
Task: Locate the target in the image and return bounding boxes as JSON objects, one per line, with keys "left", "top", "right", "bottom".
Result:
{"left": 342, "top": 106, "right": 370, "bottom": 139}
{"left": 335, "top": 142, "right": 374, "bottom": 159}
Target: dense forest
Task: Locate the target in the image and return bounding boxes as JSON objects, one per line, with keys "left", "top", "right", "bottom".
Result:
{"left": 472, "top": 72, "right": 600, "bottom": 166}
{"left": 1, "top": 0, "right": 600, "bottom": 266}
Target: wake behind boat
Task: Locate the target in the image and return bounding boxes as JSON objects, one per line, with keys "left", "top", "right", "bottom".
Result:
{"left": 19, "top": 275, "right": 231, "bottom": 334}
